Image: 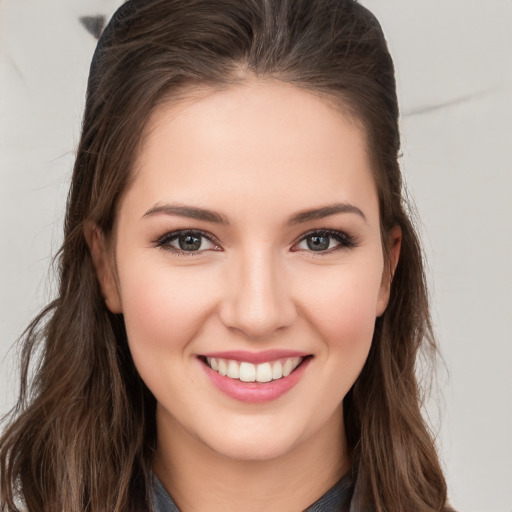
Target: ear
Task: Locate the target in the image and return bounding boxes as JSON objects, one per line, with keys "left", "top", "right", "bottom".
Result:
{"left": 376, "top": 225, "right": 402, "bottom": 317}
{"left": 84, "top": 222, "right": 123, "bottom": 314}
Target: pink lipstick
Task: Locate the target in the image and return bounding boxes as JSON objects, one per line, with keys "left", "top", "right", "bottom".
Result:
{"left": 198, "top": 351, "right": 312, "bottom": 403}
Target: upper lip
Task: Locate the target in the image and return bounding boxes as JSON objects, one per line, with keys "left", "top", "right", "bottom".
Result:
{"left": 199, "top": 350, "right": 311, "bottom": 364}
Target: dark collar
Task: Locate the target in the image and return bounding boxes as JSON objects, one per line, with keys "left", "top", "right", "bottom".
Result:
{"left": 153, "top": 473, "right": 352, "bottom": 512}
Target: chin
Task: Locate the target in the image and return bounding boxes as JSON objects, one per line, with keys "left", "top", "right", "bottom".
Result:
{"left": 201, "top": 423, "right": 302, "bottom": 462}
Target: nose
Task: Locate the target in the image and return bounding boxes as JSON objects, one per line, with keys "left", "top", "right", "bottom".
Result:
{"left": 218, "top": 248, "right": 297, "bottom": 340}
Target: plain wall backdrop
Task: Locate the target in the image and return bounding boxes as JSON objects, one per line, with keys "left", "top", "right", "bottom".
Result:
{"left": 1, "top": 1, "right": 511, "bottom": 510}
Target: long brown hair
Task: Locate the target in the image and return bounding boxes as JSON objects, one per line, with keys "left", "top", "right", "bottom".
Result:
{"left": 1, "top": 1, "right": 452, "bottom": 510}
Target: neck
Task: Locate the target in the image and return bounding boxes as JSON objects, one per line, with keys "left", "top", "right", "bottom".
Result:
{"left": 153, "top": 404, "right": 349, "bottom": 512}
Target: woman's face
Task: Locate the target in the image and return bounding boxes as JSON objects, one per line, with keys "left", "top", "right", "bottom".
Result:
{"left": 96, "top": 79, "right": 397, "bottom": 462}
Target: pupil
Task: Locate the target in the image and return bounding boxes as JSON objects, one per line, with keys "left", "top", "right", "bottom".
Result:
{"left": 307, "top": 234, "right": 329, "bottom": 251}
{"left": 179, "top": 234, "right": 202, "bottom": 251}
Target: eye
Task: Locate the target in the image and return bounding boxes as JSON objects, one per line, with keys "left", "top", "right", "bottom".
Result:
{"left": 154, "top": 230, "right": 220, "bottom": 254}
{"left": 292, "top": 230, "right": 356, "bottom": 253}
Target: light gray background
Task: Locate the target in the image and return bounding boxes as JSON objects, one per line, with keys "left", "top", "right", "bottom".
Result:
{"left": 1, "top": 1, "right": 511, "bottom": 510}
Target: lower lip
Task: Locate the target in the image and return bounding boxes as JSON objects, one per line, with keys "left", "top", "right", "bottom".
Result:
{"left": 199, "top": 357, "right": 312, "bottom": 403}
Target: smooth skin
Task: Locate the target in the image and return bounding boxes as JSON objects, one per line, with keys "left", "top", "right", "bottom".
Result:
{"left": 88, "top": 78, "right": 401, "bottom": 512}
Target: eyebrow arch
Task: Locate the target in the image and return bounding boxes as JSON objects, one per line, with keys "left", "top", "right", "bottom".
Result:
{"left": 142, "top": 203, "right": 230, "bottom": 224}
{"left": 288, "top": 203, "right": 366, "bottom": 225}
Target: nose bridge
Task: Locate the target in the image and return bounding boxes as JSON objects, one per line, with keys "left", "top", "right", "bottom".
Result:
{"left": 219, "top": 244, "right": 296, "bottom": 339}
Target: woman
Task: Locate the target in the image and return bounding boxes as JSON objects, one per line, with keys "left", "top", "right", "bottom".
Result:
{"left": 0, "top": 0, "right": 453, "bottom": 511}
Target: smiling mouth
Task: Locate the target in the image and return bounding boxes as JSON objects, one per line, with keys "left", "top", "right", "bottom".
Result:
{"left": 201, "top": 356, "right": 310, "bottom": 383}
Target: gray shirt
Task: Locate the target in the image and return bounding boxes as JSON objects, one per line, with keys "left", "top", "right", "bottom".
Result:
{"left": 153, "top": 474, "right": 352, "bottom": 512}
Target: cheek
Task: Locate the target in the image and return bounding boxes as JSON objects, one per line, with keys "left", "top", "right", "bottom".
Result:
{"left": 286, "top": 258, "right": 383, "bottom": 428}
{"left": 117, "top": 258, "right": 219, "bottom": 358}
{"left": 297, "top": 257, "right": 383, "bottom": 355}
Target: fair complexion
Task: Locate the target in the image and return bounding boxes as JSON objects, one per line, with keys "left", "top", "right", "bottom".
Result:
{"left": 88, "top": 79, "right": 400, "bottom": 512}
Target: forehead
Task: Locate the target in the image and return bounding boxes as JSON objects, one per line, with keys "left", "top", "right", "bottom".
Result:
{"left": 124, "top": 79, "right": 378, "bottom": 224}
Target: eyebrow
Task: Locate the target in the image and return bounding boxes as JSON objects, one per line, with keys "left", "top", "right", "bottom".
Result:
{"left": 287, "top": 203, "right": 366, "bottom": 224}
{"left": 142, "top": 204, "right": 230, "bottom": 224}
{"left": 142, "top": 201, "right": 366, "bottom": 225}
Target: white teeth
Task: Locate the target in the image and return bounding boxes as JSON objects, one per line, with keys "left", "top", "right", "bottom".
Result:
{"left": 239, "top": 362, "right": 256, "bottom": 382}
{"left": 227, "top": 360, "right": 240, "bottom": 379}
{"left": 218, "top": 359, "right": 227, "bottom": 376}
{"left": 272, "top": 361, "right": 283, "bottom": 380}
{"left": 282, "top": 358, "right": 294, "bottom": 377}
{"left": 206, "top": 356, "right": 304, "bottom": 382}
{"left": 256, "top": 362, "right": 272, "bottom": 383}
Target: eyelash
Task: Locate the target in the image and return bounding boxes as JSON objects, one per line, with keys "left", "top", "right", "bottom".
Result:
{"left": 291, "top": 229, "right": 357, "bottom": 254}
{"left": 153, "top": 228, "right": 357, "bottom": 256}
{"left": 153, "top": 229, "right": 221, "bottom": 256}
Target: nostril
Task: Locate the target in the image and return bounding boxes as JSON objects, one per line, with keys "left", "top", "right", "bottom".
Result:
{"left": 218, "top": 298, "right": 297, "bottom": 341}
